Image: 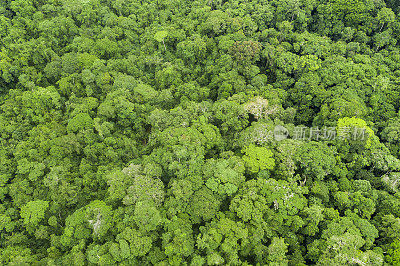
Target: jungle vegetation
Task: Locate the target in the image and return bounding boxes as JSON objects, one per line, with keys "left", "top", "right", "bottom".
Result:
{"left": 1, "top": 0, "right": 400, "bottom": 265}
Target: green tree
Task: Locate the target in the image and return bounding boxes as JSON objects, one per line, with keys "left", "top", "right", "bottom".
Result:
{"left": 20, "top": 200, "right": 49, "bottom": 226}
{"left": 241, "top": 144, "right": 275, "bottom": 174}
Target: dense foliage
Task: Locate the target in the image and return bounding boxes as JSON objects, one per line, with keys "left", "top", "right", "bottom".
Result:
{"left": 1, "top": 0, "right": 400, "bottom": 265}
